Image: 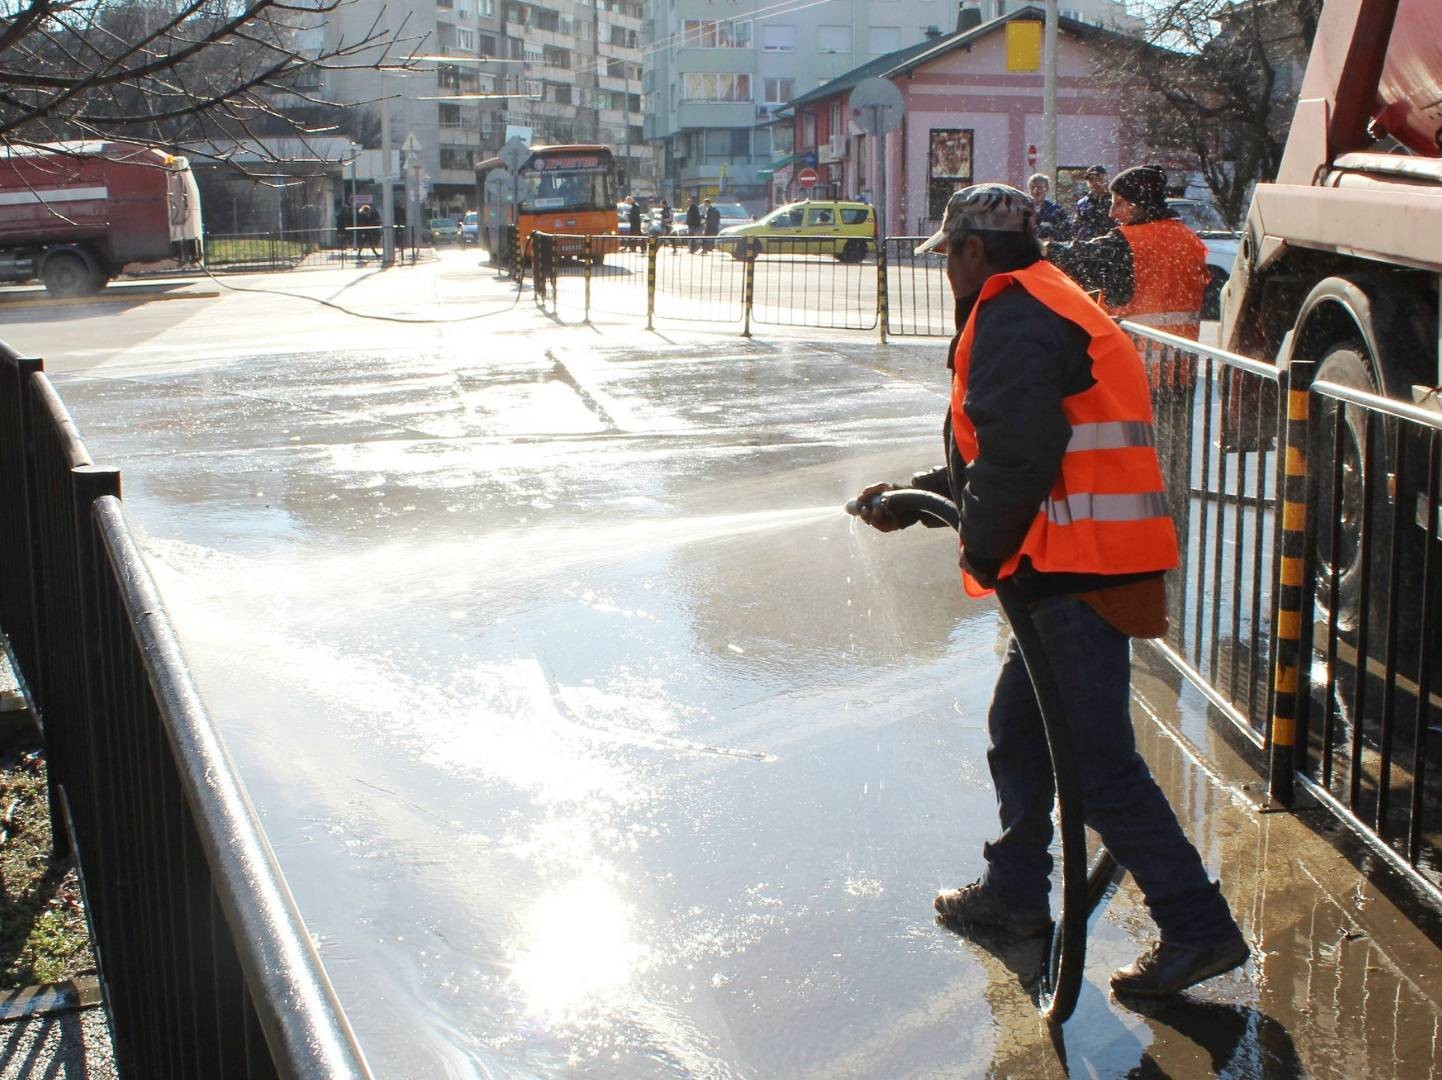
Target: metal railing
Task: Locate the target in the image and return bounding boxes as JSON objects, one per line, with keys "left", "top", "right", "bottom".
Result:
{"left": 0, "top": 343, "right": 373, "bottom": 1079}
{"left": 528, "top": 232, "right": 888, "bottom": 335}
{"left": 201, "top": 226, "right": 424, "bottom": 272}
{"left": 1126, "top": 325, "right": 1442, "bottom": 904}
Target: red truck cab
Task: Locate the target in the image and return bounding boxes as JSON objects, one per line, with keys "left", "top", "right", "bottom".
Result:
{"left": 0, "top": 141, "right": 203, "bottom": 296}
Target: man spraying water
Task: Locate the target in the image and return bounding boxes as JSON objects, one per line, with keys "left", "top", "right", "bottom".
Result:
{"left": 852, "top": 184, "right": 1248, "bottom": 998}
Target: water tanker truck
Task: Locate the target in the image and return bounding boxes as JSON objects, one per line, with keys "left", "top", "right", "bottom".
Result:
{"left": 0, "top": 141, "right": 203, "bottom": 297}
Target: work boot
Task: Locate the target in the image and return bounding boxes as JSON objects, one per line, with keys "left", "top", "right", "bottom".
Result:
{"left": 934, "top": 881, "right": 1052, "bottom": 938}
{"left": 1110, "top": 933, "right": 1250, "bottom": 998}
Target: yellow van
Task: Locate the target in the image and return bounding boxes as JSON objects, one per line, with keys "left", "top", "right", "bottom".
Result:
{"left": 719, "top": 199, "right": 876, "bottom": 262}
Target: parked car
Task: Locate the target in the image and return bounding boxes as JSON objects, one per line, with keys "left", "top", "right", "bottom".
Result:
{"left": 1166, "top": 197, "right": 1239, "bottom": 320}
{"left": 427, "top": 216, "right": 460, "bottom": 243}
{"left": 711, "top": 202, "right": 755, "bottom": 229}
{"left": 459, "top": 211, "right": 478, "bottom": 244}
{"left": 719, "top": 199, "right": 876, "bottom": 262}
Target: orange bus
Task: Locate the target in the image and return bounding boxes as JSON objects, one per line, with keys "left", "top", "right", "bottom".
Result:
{"left": 475, "top": 144, "right": 617, "bottom": 266}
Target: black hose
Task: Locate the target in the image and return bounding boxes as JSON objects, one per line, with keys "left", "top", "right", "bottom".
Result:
{"left": 848, "top": 488, "right": 1121, "bottom": 1024}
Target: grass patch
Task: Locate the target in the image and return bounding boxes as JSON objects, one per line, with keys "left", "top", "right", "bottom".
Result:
{"left": 205, "top": 237, "right": 310, "bottom": 264}
{"left": 0, "top": 736, "right": 94, "bottom": 988}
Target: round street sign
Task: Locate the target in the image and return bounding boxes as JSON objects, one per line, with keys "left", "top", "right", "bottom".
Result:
{"left": 1027, "top": 144, "right": 1038, "bottom": 168}
{"left": 796, "top": 166, "right": 819, "bottom": 189}
{"left": 849, "top": 77, "right": 905, "bottom": 136}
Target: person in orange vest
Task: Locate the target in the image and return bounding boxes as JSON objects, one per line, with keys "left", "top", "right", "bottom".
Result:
{"left": 1046, "top": 163, "right": 1209, "bottom": 340}
{"left": 852, "top": 184, "right": 1247, "bottom": 997}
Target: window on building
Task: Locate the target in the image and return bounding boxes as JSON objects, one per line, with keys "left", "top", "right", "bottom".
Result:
{"left": 537, "top": 9, "right": 560, "bottom": 30}
{"left": 802, "top": 111, "right": 816, "bottom": 147}
{"left": 870, "top": 26, "right": 901, "bottom": 54}
{"left": 682, "top": 73, "right": 751, "bottom": 101}
{"left": 830, "top": 102, "right": 840, "bottom": 133}
{"left": 480, "top": 34, "right": 496, "bottom": 54}
{"left": 553, "top": 84, "right": 572, "bottom": 105}
{"left": 731, "top": 129, "right": 750, "bottom": 156}
{"left": 457, "top": 28, "right": 475, "bottom": 50}
{"left": 818, "top": 26, "right": 851, "bottom": 53}
{"left": 608, "top": 58, "right": 626, "bottom": 78}
{"left": 683, "top": 20, "right": 752, "bottom": 48}
{"left": 480, "top": 0, "right": 493, "bottom": 13}
{"left": 762, "top": 77, "right": 794, "bottom": 104}
{"left": 438, "top": 103, "right": 463, "bottom": 126}
{"left": 437, "top": 0, "right": 453, "bottom": 9}
{"left": 762, "top": 24, "right": 795, "bottom": 51}
{"left": 543, "top": 46, "right": 570, "bottom": 68}
{"left": 440, "top": 148, "right": 476, "bottom": 170}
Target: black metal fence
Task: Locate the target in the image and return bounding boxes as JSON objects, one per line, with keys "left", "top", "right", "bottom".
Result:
{"left": 1128, "top": 326, "right": 1442, "bottom": 904}
{"left": 201, "top": 226, "right": 424, "bottom": 273}
{"left": 0, "top": 343, "right": 373, "bottom": 1079}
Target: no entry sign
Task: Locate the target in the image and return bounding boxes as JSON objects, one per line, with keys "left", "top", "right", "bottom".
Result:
{"left": 796, "top": 166, "right": 819, "bottom": 189}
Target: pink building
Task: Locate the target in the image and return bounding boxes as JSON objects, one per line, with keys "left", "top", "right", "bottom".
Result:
{"left": 784, "top": 6, "right": 1146, "bottom": 236}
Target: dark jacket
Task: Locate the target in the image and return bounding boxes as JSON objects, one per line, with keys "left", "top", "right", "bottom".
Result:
{"left": 1034, "top": 198, "right": 1071, "bottom": 242}
{"left": 704, "top": 205, "right": 721, "bottom": 234}
{"left": 686, "top": 202, "right": 702, "bottom": 229}
{"left": 627, "top": 202, "right": 642, "bottom": 232}
{"left": 1073, "top": 194, "right": 1112, "bottom": 240}
{"left": 1046, "top": 228, "right": 1137, "bottom": 309}
{"left": 911, "top": 281, "right": 1158, "bottom": 598}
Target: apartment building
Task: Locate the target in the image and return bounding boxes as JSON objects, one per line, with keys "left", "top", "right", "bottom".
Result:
{"left": 642, "top": 0, "right": 1138, "bottom": 211}
{"left": 318, "top": 0, "right": 655, "bottom": 213}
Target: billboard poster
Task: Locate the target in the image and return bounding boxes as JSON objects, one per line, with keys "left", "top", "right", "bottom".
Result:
{"left": 928, "top": 128, "right": 974, "bottom": 222}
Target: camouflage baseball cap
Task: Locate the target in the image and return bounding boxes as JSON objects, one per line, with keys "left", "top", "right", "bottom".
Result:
{"left": 914, "top": 183, "right": 1036, "bottom": 255}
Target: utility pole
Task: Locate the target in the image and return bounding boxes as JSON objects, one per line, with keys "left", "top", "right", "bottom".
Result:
{"left": 1042, "top": 0, "right": 1058, "bottom": 183}
{"left": 381, "top": 75, "right": 395, "bottom": 267}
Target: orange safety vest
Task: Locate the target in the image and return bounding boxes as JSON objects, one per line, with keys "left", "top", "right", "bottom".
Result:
{"left": 950, "top": 260, "right": 1179, "bottom": 598}
{"left": 1109, "top": 218, "right": 1209, "bottom": 340}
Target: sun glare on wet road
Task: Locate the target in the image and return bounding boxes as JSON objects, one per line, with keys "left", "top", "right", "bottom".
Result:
{"left": 510, "top": 877, "right": 643, "bottom": 1022}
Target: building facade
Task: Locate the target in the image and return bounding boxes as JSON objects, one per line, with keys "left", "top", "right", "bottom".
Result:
{"left": 786, "top": 8, "right": 1146, "bottom": 235}
{"left": 642, "top": 0, "right": 1138, "bottom": 214}
{"left": 317, "top": 0, "right": 655, "bottom": 213}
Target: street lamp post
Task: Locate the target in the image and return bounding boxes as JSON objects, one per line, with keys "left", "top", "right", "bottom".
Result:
{"left": 381, "top": 76, "right": 396, "bottom": 268}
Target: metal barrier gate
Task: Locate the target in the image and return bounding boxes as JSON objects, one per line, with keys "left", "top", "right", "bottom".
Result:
{"left": 0, "top": 344, "right": 373, "bottom": 1079}
{"left": 1128, "top": 326, "right": 1442, "bottom": 905}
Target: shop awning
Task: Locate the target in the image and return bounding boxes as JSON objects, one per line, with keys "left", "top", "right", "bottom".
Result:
{"left": 756, "top": 153, "right": 797, "bottom": 180}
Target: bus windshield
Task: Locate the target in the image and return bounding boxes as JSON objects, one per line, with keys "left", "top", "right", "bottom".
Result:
{"left": 520, "top": 166, "right": 614, "bottom": 213}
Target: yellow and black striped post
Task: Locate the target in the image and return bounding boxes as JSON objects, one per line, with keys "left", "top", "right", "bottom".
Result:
{"left": 510, "top": 226, "right": 521, "bottom": 287}
{"left": 876, "top": 236, "right": 890, "bottom": 343}
{"left": 583, "top": 235, "right": 593, "bottom": 323}
{"left": 741, "top": 239, "right": 756, "bottom": 338}
{"left": 1268, "top": 359, "right": 1316, "bottom": 807}
{"left": 645, "top": 236, "right": 658, "bottom": 331}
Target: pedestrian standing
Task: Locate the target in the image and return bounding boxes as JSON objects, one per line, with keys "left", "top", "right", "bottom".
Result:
{"left": 626, "top": 195, "right": 642, "bottom": 251}
{"left": 686, "top": 196, "right": 702, "bottom": 253}
{"left": 1047, "top": 163, "right": 1209, "bottom": 340}
{"left": 1072, "top": 165, "right": 1113, "bottom": 240}
{"left": 702, "top": 198, "right": 721, "bottom": 254}
{"left": 659, "top": 200, "right": 674, "bottom": 238}
{"left": 1027, "top": 173, "right": 1071, "bottom": 241}
{"left": 852, "top": 183, "right": 1248, "bottom": 999}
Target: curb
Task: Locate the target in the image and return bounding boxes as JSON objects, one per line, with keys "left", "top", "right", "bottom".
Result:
{"left": 0, "top": 288, "right": 218, "bottom": 310}
{"left": 0, "top": 976, "right": 102, "bottom": 1022}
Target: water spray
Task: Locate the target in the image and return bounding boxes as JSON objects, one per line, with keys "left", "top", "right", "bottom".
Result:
{"left": 846, "top": 487, "right": 1122, "bottom": 1025}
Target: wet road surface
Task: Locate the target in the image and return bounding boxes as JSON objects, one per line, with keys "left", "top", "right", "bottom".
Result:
{"left": 5, "top": 251, "right": 1441, "bottom": 1077}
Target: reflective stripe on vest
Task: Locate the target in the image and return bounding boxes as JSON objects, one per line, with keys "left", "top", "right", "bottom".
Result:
{"left": 949, "top": 260, "right": 1179, "bottom": 597}
{"left": 1109, "top": 219, "right": 1209, "bottom": 341}
{"left": 1067, "top": 419, "right": 1156, "bottom": 453}
{"left": 1044, "top": 490, "right": 1171, "bottom": 526}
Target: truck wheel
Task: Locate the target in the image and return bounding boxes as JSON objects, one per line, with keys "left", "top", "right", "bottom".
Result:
{"left": 839, "top": 239, "right": 868, "bottom": 264}
{"left": 1314, "top": 341, "right": 1390, "bottom": 632}
{"left": 41, "top": 251, "right": 100, "bottom": 297}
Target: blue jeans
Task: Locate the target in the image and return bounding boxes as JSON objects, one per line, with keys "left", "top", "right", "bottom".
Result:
{"left": 980, "top": 595, "right": 1239, "bottom": 947}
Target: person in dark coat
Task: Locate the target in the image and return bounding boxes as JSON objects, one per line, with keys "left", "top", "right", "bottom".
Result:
{"left": 685, "top": 196, "right": 702, "bottom": 252}
{"left": 852, "top": 183, "right": 1248, "bottom": 999}
{"left": 659, "top": 200, "right": 674, "bottom": 236}
{"left": 625, "top": 195, "right": 642, "bottom": 250}
{"left": 1072, "top": 165, "right": 1113, "bottom": 240}
{"left": 702, "top": 198, "right": 721, "bottom": 254}
{"left": 1027, "top": 173, "right": 1071, "bottom": 241}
